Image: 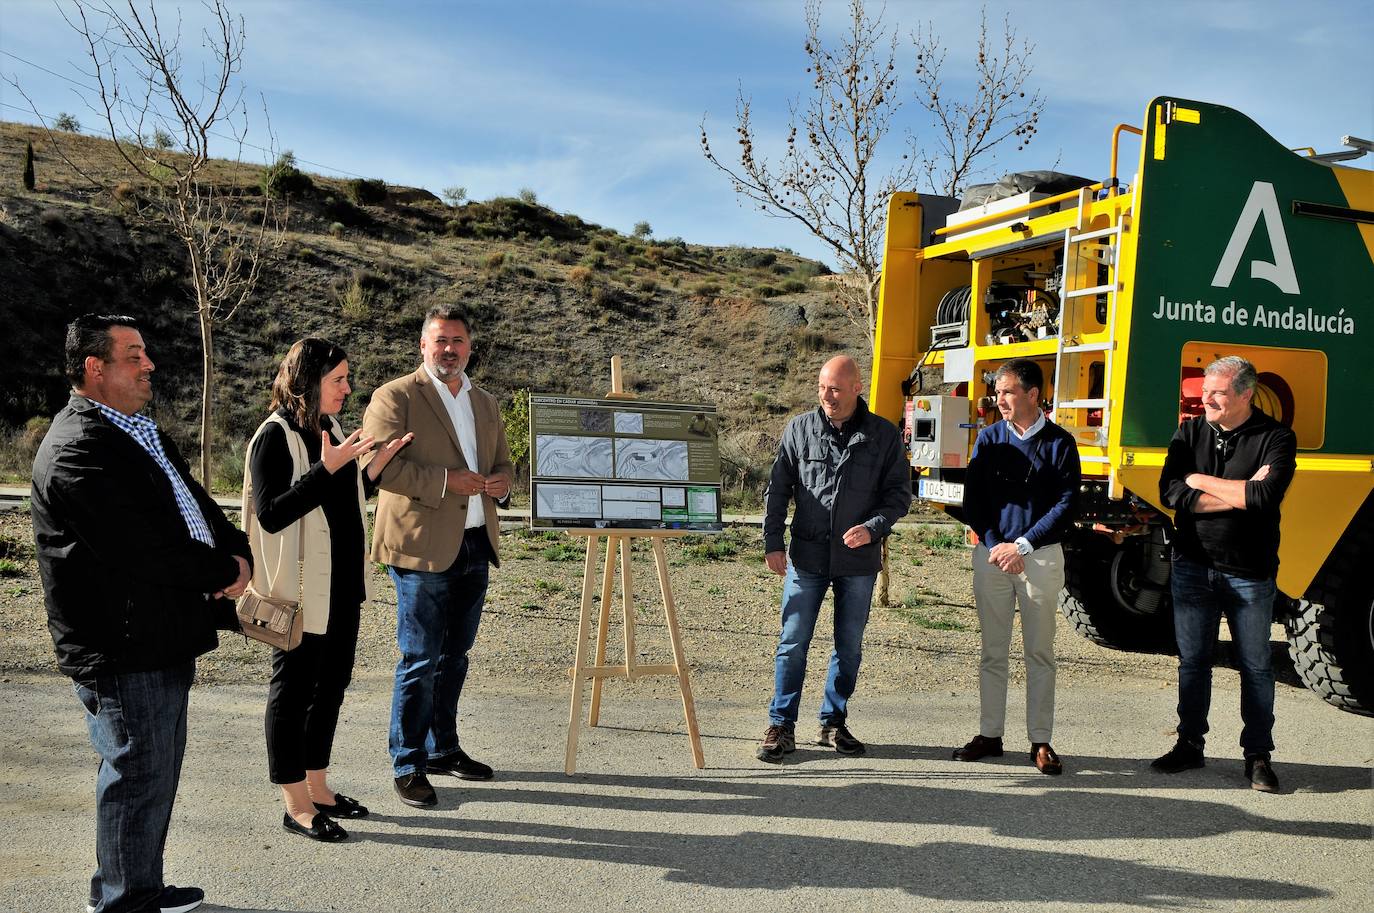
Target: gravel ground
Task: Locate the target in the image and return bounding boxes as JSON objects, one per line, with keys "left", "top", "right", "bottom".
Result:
{"left": 6, "top": 509, "right": 1372, "bottom": 913}
{"left": 0, "top": 507, "right": 1178, "bottom": 705}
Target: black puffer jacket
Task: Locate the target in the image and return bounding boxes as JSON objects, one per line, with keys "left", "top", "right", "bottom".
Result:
{"left": 763, "top": 399, "right": 912, "bottom": 576}
{"left": 31, "top": 395, "right": 251, "bottom": 679}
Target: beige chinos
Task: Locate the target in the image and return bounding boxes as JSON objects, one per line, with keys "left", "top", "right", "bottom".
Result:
{"left": 971, "top": 542, "right": 1063, "bottom": 743}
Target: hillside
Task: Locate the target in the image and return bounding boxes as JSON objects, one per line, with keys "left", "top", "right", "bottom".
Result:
{"left": 0, "top": 122, "right": 865, "bottom": 502}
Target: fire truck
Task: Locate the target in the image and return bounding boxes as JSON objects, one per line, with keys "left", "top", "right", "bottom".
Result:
{"left": 871, "top": 97, "right": 1373, "bottom": 715}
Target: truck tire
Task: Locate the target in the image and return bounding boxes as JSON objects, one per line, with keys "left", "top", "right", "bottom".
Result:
{"left": 1282, "top": 494, "right": 1374, "bottom": 716}
{"left": 1059, "top": 527, "right": 1177, "bottom": 654}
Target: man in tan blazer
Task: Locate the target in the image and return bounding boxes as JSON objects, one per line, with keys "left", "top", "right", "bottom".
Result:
{"left": 363, "top": 305, "right": 514, "bottom": 809}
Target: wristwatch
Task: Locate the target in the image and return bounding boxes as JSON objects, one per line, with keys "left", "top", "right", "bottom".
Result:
{"left": 1014, "top": 537, "right": 1033, "bottom": 556}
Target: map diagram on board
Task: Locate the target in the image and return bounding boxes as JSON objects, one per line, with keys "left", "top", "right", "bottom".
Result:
{"left": 615, "top": 440, "right": 689, "bottom": 481}
{"left": 528, "top": 395, "right": 723, "bottom": 531}
{"left": 536, "top": 435, "right": 614, "bottom": 478}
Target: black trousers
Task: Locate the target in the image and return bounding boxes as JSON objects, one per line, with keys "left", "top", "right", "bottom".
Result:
{"left": 265, "top": 599, "right": 361, "bottom": 784}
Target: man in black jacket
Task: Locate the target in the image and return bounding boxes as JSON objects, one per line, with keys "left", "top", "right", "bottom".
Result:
{"left": 32, "top": 315, "right": 251, "bottom": 913}
{"left": 1154, "top": 356, "right": 1296, "bottom": 793}
{"left": 756, "top": 355, "right": 911, "bottom": 762}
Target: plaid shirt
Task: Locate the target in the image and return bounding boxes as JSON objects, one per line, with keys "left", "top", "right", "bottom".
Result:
{"left": 90, "top": 400, "right": 217, "bottom": 547}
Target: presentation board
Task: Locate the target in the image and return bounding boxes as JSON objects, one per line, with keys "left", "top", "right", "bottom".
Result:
{"left": 528, "top": 394, "right": 723, "bottom": 531}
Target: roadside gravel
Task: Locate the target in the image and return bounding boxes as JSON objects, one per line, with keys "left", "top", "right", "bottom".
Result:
{"left": 0, "top": 509, "right": 1177, "bottom": 703}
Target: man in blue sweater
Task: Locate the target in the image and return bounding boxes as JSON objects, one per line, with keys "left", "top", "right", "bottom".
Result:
{"left": 955, "top": 359, "right": 1080, "bottom": 775}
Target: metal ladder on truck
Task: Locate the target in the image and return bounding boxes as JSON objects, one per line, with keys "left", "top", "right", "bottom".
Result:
{"left": 1050, "top": 184, "right": 1127, "bottom": 467}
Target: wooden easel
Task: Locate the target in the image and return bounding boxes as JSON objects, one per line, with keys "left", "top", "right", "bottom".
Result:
{"left": 563, "top": 356, "right": 706, "bottom": 774}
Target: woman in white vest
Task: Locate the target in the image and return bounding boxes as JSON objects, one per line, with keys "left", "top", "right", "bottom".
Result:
{"left": 243, "top": 338, "right": 411, "bottom": 841}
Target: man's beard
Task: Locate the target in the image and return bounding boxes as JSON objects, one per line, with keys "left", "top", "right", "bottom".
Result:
{"left": 430, "top": 358, "right": 464, "bottom": 378}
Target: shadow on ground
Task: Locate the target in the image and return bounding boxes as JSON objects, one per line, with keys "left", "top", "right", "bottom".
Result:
{"left": 326, "top": 761, "right": 1368, "bottom": 904}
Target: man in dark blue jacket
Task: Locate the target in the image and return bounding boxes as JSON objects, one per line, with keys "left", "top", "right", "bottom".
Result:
{"left": 955, "top": 359, "right": 1079, "bottom": 775}
{"left": 32, "top": 315, "right": 251, "bottom": 913}
{"left": 1153, "top": 356, "right": 1295, "bottom": 793}
{"left": 757, "top": 355, "right": 911, "bottom": 762}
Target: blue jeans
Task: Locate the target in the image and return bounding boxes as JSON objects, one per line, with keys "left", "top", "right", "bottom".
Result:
{"left": 74, "top": 661, "right": 194, "bottom": 913}
{"left": 768, "top": 565, "right": 876, "bottom": 727}
{"left": 388, "top": 534, "right": 490, "bottom": 776}
{"left": 1171, "top": 555, "right": 1276, "bottom": 757}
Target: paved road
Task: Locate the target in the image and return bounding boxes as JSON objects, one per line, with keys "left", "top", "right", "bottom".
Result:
{"left": 3, "top": 672, "right": 1370, "bottom": 913}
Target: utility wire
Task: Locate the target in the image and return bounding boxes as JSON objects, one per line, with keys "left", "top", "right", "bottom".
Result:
{"left": 1, "top": 50, "right": 367, "bottom": 178}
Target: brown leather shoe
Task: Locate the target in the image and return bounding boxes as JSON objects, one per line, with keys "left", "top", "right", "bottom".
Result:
{"left": 1031, "top": 742, "right": 1063, "bottom": 775}
{"left": 952, "top": 734, "right": 1004, "bottom": 762}
{"left": 393, "top": 772, "right": 438, "bottom": 808}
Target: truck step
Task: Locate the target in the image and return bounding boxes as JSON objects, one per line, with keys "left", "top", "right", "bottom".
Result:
{"left": 1064, "top": 283, "right": 1119, "bottom": 298}
{"left": 1068, "top": 226, "right": 1121, "bottom": 243}
{"left": 1058, "top": 398, "right": 1110, "bottom": 409}
{"left": 1060, "top": 341, "right": 1115, "bottom": 353}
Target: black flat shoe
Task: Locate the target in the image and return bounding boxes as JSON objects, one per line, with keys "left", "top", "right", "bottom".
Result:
{"left": 313, "top": 792, "right": 369, "bottom": 819}
{"left": 282, "top": 811, "right": 348, "bottom": 842}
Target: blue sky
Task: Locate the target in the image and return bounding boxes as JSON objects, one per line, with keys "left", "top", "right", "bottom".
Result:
{"left": 2, "top": 0, "right": 1371, "bottom": 266}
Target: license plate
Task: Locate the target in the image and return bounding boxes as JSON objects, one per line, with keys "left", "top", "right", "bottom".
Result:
{"left": 918, "top": 478, "right": 965, "bottom": 504}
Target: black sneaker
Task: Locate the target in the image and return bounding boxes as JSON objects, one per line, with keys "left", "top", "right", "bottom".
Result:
{"left": 1151, "top": 740, "right": 1205, "bottom": 774}
{"left": 394, "top": 771, "right": 438, "bottom": 808}
{"left": 756, "top": 724, "right": 795, "bottom": 763}
{"left": 158, "top": 887, "right": 206, "bottom": 913}
{"left": 1246, "top": 756, "right": 1280, "bottom": 793}
{"left": 428, "top": 747, "right": 494, "bottom": 781}
{"left": 819, "top": 724, "right": 866, "bottom": 755}
{"left": 86, "top": 885, "right": 204, "bottom": 913}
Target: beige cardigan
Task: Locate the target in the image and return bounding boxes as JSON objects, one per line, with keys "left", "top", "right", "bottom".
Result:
{"left": 241, "top": 413, "right": 372, "bottom": 634}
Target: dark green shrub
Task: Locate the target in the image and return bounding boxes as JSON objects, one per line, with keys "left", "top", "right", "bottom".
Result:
{"left": 322, "top": 195, "right": 371, "bottom": 228}
{"left": 730, "top": 248, "right": 777, "bottom": 269}
{"left": 346, "top": 178, "right": 387, "bottom": 205}
{"left": 444, "top": 198, "right": 589, "bottom": 242}
{"left": 261, "top": 152, "right": 314, "bottom": 199}
{"left": 591, "top": 286, "right": 617, "bottom": 309}
{"left": 753, "top": 284, "right": 783, "bottom": 299}
{"left": 781, "top": 279, "right": 809, "bottom": 294}
{"left": 692, "top": 281, "right": 721, "bottom": 297}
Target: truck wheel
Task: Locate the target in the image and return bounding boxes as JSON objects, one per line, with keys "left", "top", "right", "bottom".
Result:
{"left": 1059, "top": 527, "right": 1177, "bottom": 654}
{"left": 1282, "top": 495, "right": 1374, "bottom": 716}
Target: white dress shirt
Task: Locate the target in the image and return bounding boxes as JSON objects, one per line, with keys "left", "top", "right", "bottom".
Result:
{"left": 1007, "top": 409, "right": 1046, "bottom": 556}
{"left": 424, "top": 365, "right": 486, "bottom": 530}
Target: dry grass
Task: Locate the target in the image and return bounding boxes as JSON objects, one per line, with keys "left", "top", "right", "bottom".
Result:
{"left": 0, "top": 119, "right": 864, "bottom": 502}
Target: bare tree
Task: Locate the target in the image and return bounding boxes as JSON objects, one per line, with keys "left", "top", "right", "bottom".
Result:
{"left": 701, "top": 0, "right": 913, "bottom": 349}
{"left": 702, "top": 2, "right": 1043, "bottom": 606}
{"left": 700, "top": 0, "right": 1043, "bottom": 348}
{"left": 913, "top": 9, "right": 1043, "bottom": 197}
{"left": 10, "top": 0, "right": 281, "bottom": 485}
